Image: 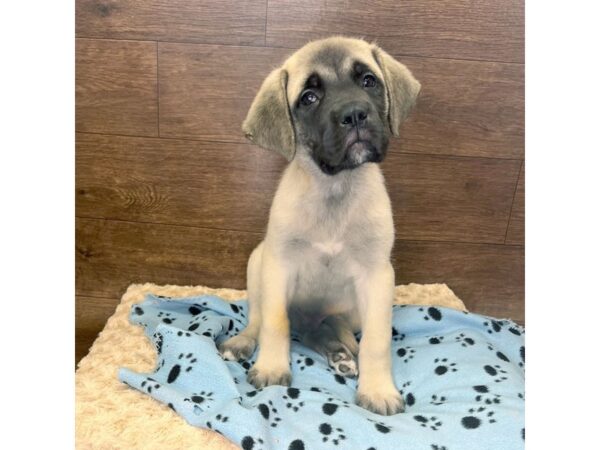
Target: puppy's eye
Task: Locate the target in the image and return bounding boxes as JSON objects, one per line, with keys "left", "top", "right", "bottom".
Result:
{"left": 300, "top": 91, "right": 318, "bottom": 106}
{"left": 362, "top": 74, "right": 377, "bottom": 88}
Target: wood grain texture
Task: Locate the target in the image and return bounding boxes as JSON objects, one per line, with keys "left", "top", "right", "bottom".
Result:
{"left": 76, "top": 133, "right": 285, "bottom": 231}
{"left": 76, "top": 133, "right": 519, "bottom": 244}
{"left": 157, "top": 43, "right": 523, "bottom": 159}
{"left": 76, "top": 218, "right": 261, "bottom": 299}
{"left": 506, "top": 164, "right": 524, "bottom": 245}
{"left": 393, "top": 241, "right": 524, "bottom": 323}
{"left": 158, "top": 43, "right": 290, "bottom": 141}
{"left": 392, "top": 57, "right": 524, "bottom": 159}
{"left": 75, "top": 217, "right": 523, "bottom": 323}
{"left": 76, "top": 38, "right": 158, "bottom": 136}
{"left": 383, "top": 153, "right": 521, "bottom": 244}
{"left": 76, "top": 295, "right": 120, "bottom": 366}
{"left": 266, "top": 0, "right": 524, "bottom": 63}
{"left": 76, "top": 0, "right": 267, "bottom": 46}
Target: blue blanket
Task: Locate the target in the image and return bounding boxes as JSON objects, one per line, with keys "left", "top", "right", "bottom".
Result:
{"left": 119, "top": 294, "right": 525, "bottom": 450}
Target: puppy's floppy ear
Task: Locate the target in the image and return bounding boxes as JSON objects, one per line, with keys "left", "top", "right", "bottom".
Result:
{"left": 372, "top": 45, "right": 421, "bottom": 136}
{"left": 242, "top": 68, "right": 296, "bottom": 161}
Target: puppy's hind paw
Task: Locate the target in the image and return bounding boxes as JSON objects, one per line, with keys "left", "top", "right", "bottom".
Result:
{"left": 218, "top": 335, "right": 256, "bottom": 361}
{"left": 327, "top": 350, "right": 358, "bottom": 378}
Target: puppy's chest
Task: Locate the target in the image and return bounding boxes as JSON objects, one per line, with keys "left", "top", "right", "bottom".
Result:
{"left": 290, "top": 235, "right": 355, "bottom": 306}
{"left": 311, "top": 239, "right": 345, "bottom": 264}
{"left": 290, "top": 233, "right": 359, "bottom": 279}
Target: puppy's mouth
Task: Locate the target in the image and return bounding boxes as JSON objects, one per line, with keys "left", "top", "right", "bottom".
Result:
{"left": 318, "top": 139, "right": 382, "bottom": 176}
{"left": 315, "top": 126, "right": 387, "bottom": 176}
{"left": 343, "top": 128, "right": 381, "bottom": 165}
{"left": 343, "top": 128, "right": 372, "bottom": 149}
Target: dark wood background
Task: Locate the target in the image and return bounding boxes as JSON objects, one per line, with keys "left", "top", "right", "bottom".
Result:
{"left": 75, "top": 0, "right": 524, "bottom": 365}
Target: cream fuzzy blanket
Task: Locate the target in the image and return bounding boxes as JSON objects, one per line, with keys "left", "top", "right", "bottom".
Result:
{"left": 75, "top": 283, "right": 466, "bottom": 449}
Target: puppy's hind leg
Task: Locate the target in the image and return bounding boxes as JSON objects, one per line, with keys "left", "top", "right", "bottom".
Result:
{"left": 218, "top": 242, "right": 263, "bottom": 361}
{"left": 302, "top": 320, "right": 358, "bottom": 378}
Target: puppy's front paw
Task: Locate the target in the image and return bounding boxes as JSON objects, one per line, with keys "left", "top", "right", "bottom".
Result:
{"left": 356, "top": 386, "right": 405, "bottom": 415}
{"left": 247, "top": 366, "right": 291, "bottom": 389}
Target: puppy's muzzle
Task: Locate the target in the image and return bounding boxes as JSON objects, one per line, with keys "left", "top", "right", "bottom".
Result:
{"left": 335, "top": 102, "right": 381, "bottom": 165}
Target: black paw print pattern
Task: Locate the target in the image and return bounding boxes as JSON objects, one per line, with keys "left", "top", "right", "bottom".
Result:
{"left": 473, "top": 385, "right": 501, "bottom": 405}
{"left": 322, "top": 402, "right": 339, "bottom": 416}
{"left": 434, "top": 358, "right": 458, "bottom": 375}
{"left": 428, "top": 336, "right": 445, "bottom": 345}
{"left": 201, "top": 328, "right": 216, "bottom": 339}
{"left": 157, "top": 311, "right": 176, "bottom": 324}
{"left": 185, "top": 391, "right": 214, "bottom": 407}
{"left": 288, "top": 439, "right": 307, "bottom": 450}
{"left": 495, "top": 351, "right": 510, "bottom": 363}
{"left": 188, "top": 305, "right": 203, "bottom": 316}
{"left": 239, "top": 360, "right": 252, "bottom": 374}
{"left": 508, "top": 325, "right": 523, "bottom": 336}
{"left": 398, "top": 380, "right": 412, "bottom": 396}
{"left": 258, "top": 400, "right": 282, "bottom": 428}
{"left": 187, "top": 314, "right": 209, "bottom": 332}
{"left": 430, "top": 394, "right": 447, "bottom": 405}
{"left": 283, "top": 388, "right": 305, "bottom": 412}
{"left": 295, "top": 355, "right": 315, "bottom": 371}
{"left": 153, "top": 332, "right": 163, "bottom": 354}
{"left": 140, "top": 377, "right": 161, "bottom": 394}
{"left": 241, "top": 435, "right": 266, "bottom": 450}
{"left": 245, "top": 389, "right": 261, "bottom": 398}
{"left": 321, "top": 397, "right": 350, "bottom": 417}
{"left": 333, "top": 374, "right": 347, "bottom": 385}
{"left": 431, "top": 445, "right": 448, "bottom": 450}
{"left": 392, "top": 327, "right": 405, "bottom": 342}
{"left": 206, "top": 413, "right": 229, "bottom": 429}
{"left": 397, "top": 382, "right": 416, "bottom": 407}
{"left": 396, "top": 346, "right": 416, "bottom": 362}
{"left": 133, "top": 306, "right": 145, "bottom": 316}
{"left": 461, "top": 406, "right": 497, "bottom": 429}
{"left": 229, "top": 302, "right": 247, "bottom": 319}
{"left": 413, "top": 415, "right": 443, "bottom": 431}
{"left": 319, "top": 423, "right": 346, "bottom": 445}
{"left": 455, "top": 333, "right": 476, "bottom": 347}
{"left": 367, "top": 418, "right": 393, "bottom": 434}
{"left": 483, "top": 319, "right": 503, "bottom": 334}
{"left": 483, "top": 364, "right": 508, "bottom": 383}
{"left": 223, "top": 318, "right": 235, "bottom": 336}
{"left": 419, "top": 307, "right": 443, "bottom": 321}
{"left": 320, "top": 397, "right": 350, "bottom": 416}
{"left": 519, "top": 346, "right": 525, "bottom": 368}
{"left": 167, "top": 353, "right": 197, "bottom": 383}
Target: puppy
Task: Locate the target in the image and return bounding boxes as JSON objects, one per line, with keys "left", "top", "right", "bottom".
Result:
{"left": 219, "top": 36, "right": 420, "bottom": 415}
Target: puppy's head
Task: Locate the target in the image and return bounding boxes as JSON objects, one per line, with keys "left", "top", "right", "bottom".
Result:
{"left": 243, "top": 36, "right": 420, "bottom": 175}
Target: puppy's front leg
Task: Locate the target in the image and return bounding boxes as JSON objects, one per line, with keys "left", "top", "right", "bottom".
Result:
{"left": 356, "top": 262, "right": 404, "bottom": 415}
{"left": 247, "top": 248, "right": 292, "bottom": 388}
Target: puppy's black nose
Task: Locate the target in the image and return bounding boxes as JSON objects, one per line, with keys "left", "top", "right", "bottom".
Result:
{"left": 339, "top": 104, "right": 368, "bottom": 127}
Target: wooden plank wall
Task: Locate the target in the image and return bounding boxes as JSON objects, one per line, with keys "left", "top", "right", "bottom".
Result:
{"left": 75, "top": 0, "right": 524, "bottom": 365}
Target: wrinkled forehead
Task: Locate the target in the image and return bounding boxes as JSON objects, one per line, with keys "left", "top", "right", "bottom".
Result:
{"left": 283, "top": 39, "right": 384, "bottom": 103}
